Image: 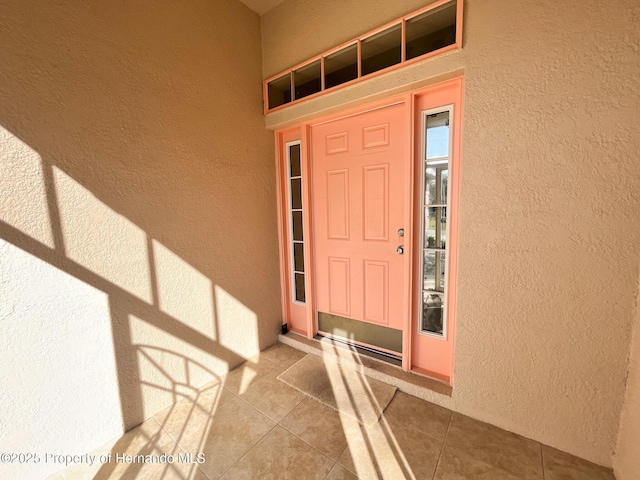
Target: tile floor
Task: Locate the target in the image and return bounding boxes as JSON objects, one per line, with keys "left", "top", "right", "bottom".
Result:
{"left": 54, "top": 342, "right": 615, "bottom": 480}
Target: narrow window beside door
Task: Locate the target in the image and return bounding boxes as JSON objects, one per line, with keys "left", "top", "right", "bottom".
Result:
{"left": 420, "top": 110, "right": 451, "bottom": 337}
{"left": 287, "top": 142, "right": 306, "bottom": 303}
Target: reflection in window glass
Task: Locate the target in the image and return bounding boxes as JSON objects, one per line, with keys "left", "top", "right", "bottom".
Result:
{"left": 294, "top": 60, "right": 322, "bottom": 100}
{"left": 421, "top": 109, "right": 451, "bottom": 336}
{"left": 424, "top": 207, "right": 446, "bottom": 249}
{"left": 422, "top": 292, "right": 444, "bottom": 335}
{"left": 324, "top": 44, "right": 358, "bottom": 89}
{"left": 426, "top": 111, "right": 450, "bottom": 159}
{"left": 406, "top": 0, "right": 457, "bottom": 61}
{"left": 423, "top": 251, "right": 445, "bottom": 292}
{"left": 425, "top": 166, "right": 448, "bottom": 205}
{"left": 268, "top": 74, "right": 292, "bottom": 110}
{"left": 361, "top": 24, "right": 402, "bottom": 76}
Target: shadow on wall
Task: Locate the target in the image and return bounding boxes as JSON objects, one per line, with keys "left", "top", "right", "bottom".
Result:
{"left": 0, "top": 0, "right": 280, "bottom": 478}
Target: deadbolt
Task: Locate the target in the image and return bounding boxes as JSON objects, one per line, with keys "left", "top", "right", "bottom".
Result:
{"left": 397, "top": 245, "right": 404, "bottom": 254}
{"left": 397, "top": 228, "right": 404, "bottom": 237}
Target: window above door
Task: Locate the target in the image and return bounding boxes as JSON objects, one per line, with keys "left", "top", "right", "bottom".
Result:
{"left": 264, "top": 0, "right": 463, "bottom": 113}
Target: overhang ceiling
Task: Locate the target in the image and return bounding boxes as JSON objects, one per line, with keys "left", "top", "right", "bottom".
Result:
{"left": 239, "top": 0, "right": 285, "bottom": 16}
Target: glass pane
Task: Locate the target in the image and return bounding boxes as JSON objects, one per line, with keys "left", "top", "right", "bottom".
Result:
{"left": 292, "top": 211, "right": 303, "bottom": 241}
{"left": 291, "top": 178, "right": 302, "bottom": 209}
{"left": 423, "top": 250, "right": 446, "bottom": 291}
{"left": 361, "top": 24, "right": 402, "bottom": 76}
{"left": 425, "top": 165, "right": 448, "bottom": 205}
{"left": 406, "top": 0, "right": 457, "bottom": 60}
{"left": 289, "top": 144, "right": 301, "bottom": 177}
{"left": 294, "top": 60, "right": 321, "bottom": 100}
{"left": 421, "top": 292, "right": 444, "bottom": 335}
{"left": 268, "top": 74, "right": 292, "bottom": 110}
{"left": 295, "top": 273, "right": 306, "bottom": 302}
{"left": 324, "top": 44, "right": 358, "bottom": 89}
{"left": 424, "top": 207, "right": 447, "bottom": 249}
{"left": 294, "top": 243, "right": 305, "bottom": 272}
{"left": 426, "top": 111, "right": 450, "bottom": 159}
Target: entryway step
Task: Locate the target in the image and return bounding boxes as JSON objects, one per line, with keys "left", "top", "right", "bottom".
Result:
{"left": 278, "top": 331, "right": 452, "bottom": 398}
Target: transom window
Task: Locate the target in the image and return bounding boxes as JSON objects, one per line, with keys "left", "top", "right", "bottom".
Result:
{"left": 265, "top": 0, "right": 461, "bottom": 113}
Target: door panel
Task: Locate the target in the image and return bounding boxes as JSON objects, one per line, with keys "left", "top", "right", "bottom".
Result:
{"left": 363, "top": 260, "right": 388, "bottom": 324}
{"left": 362, "top": 165, "right": 389, "bottom": 241}
{"left": 326, "top": 170, "right": 349, "bottom": 239}
{"left": 328, "top": 257, "right": 351, "bottom": 316}
{"left": 312, "top": 103, "right": 407, "bottom": 341}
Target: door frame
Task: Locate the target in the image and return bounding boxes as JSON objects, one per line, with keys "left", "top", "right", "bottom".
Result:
{"left": 274, "top": 76, "right": 463, "bottom": 383}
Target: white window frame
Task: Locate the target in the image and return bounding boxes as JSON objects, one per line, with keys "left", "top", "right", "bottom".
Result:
{"left": 286, "top": 140, "right": 306, "bottom": 305}
{"left": 418, "top": 105, "right": 454, "bottom": 340}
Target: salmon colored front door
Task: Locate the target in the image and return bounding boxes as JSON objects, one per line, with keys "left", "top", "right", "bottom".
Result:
{"left": 311, "top": 103, "right": 409, "bottom": 352}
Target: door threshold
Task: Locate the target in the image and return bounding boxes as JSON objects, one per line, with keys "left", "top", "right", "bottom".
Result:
{"left": 315, "top": 333, "right": 402, "bottom": 367}
{"left": 279, "top": 331, "right": 452, "bottom": 398}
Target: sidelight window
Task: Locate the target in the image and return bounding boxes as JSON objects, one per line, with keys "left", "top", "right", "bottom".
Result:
{"left": 287, "top": 142, "right": 306, "bottom": 303}
{"left": 419, "top": 109, "right": 451, "bottom": 337}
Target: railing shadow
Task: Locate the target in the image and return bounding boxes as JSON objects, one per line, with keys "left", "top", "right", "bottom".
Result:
{"left": 92, "top": 346, "right": 229, "bottom": 480}
{"left": 319, "top": 338, "right": 418, "bottom": 479}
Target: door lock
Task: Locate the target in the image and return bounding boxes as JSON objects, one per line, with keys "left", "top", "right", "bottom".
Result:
{"left": 397, "top": 245, "right": 404, "bottom": 255}
{"left": 397, "top": 228, "right": 404, "bottom": 237}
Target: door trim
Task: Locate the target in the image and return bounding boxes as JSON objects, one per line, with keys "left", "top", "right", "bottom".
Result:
{"left": 274, "top": 77, "right": 463, "bottom": 384}
{"left": 274, "top": 126, "right": 316, "bottom": 338}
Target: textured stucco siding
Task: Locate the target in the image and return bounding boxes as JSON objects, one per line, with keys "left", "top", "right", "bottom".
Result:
{"left": 262, "top": 0, "right": 640, "bottom": 467}
{"left": 0, "top": 1, "right": 280, "bottom": 478}
{"left": 615, "top": 286, "right": 640, "bottom": 479}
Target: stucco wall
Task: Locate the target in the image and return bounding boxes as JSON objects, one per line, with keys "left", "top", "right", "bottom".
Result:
{"left": 262, "top": 0, "right": 640, "bottom": 467}
{"left": 0, "top": 1, "right": 280, "bottom": 478}
{"left": 615, "top": 284, "right": 640, "bottom": 480}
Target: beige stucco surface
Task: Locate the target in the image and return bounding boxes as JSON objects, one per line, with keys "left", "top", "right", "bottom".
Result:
{"left": 262, "top": 0, "right": 640, "bottom": 468}
{"left": 0, "top": 0, "right": 280, "bottom": 478}
{"left": 615, "top": 284, "right": 640, "bottom": 479}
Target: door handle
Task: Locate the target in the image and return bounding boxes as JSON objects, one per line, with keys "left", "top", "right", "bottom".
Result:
{"left": 397, "top": 246, "right": 404, "bottom": 255}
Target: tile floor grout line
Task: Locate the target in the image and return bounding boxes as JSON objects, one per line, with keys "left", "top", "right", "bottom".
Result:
{"left": 385, "top": 414, "right": 451, "bottom": 445}
{"left": 430, "top": 441, "right": 446, "bottom": 480}
{"left": 445, "top": 443, "right": 544, "bottom": 480}
{"left": 164, "top": 387, "right": 237, "bottom": 454}
{"left": 336, "top": 420, "right": 372, "bottom": 478}
{"left": 446, "top": 414, "right": 541, "bottom": 478}
{"left": 181, "top": 390, "right": 275, "bottom": 480}
{"left": 219, "top": 421, "right": 337, "bottom": 480}
{"left": 275, "top": 398, "right": 346, "bottom": 468}
{"left": 237, "top": 382, "right": 308, "bottom": 424}
{"left": 199, "top": 353, "right": 303, "bottom": 478}
{"left": 431, "top": 412, "right": 453, "bottom": 480}
{"left": 235, "top": 393, "right": 282, "bottom": 421}
{"left": 90, "top": 343, "right": 607, "bottom": 480}
{"left": 320, "top": 459, "right": 340, "bottom": 480}
{"left": 224, "top": 361, "right": 280, "bottom": 392}
{"left": 281, "top": 429, "right": 337, "bottom": 478}
{"left": 444, "top": 414, "right": 548, "bottom": 480}
{"left": 217, "top": 421, "right": 280, "bottom": 479}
